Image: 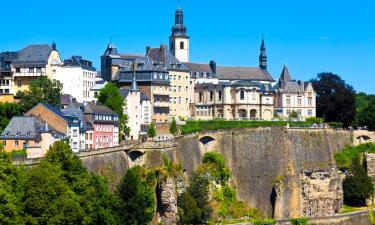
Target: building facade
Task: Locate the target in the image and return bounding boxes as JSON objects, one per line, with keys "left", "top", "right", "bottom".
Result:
{"left": 0, "top": 43, "right": 62, "bottom": 95}
{"left": 51, "top": 56, "right": 96, "bottom": 103}
{"left": 274, "top": 65, "right": 316, "bottom": 119}
{"left": 121, "top": 75, "right": 152, "bottom": 140}
{"left": 84, "top": 103, "right": 119, "bottom": 149}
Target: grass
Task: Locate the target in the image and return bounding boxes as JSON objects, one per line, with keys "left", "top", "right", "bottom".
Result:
{"left": 340, "top": 204, "right": 375, "bottom": 214}
{"left": 180, "top": 120, "right": 313, "bottom": 135}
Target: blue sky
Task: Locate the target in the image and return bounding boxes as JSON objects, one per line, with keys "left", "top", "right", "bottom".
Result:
{"left": 1, "top": 0, "right": 374, "bottom": 93}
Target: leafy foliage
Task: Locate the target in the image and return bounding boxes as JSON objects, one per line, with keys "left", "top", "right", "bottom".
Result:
{"left": 334, "top": 143, "right": 375, "bottom": 169}
{"left": 311, "top": 72, "right": 356, "bottom": 127}
{"left": 343, "top": 156, "right": 374, "bottom": 206}
{"left": 16, "top": 76, "right": 62, "bottom": 112}
{"left": 98, "top": 82, "right": 129, "bottom": 140}
{"left": 177, "top": 192, "right": 202, "bottom": 225}
{"left": 356, "top": 95, "right": 375, "bottom": 131}
{"left": 118, "top": 166, "right": 155, "bottom": 225}
{"left": 289, "top": 110, "right": 299, "bottom": 118}
{"left": 148, "top": 122, "right": 156, "bottom": 138}
{"left": 170, "top": 117, "right": 178, "bottom": 135}
{"left": 0, "top": 103, "right": 22, "bottom": 132}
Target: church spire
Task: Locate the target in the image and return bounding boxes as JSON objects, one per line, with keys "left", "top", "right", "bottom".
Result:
{"left": 171, "top": 6, "right": 187, "bottom": 37}
{"left": 259, "top": 35, "right": 267, "bottom": 70}
{"left": 130, "top": 63, "right": 139, "bottom": 92}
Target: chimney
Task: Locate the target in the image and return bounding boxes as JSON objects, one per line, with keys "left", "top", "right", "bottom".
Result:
{"left": 209, "top": 60, "right": 217, "bottom": 74}
{"left": 146, "top": 46, "right": 151, "bottom": 55}
{"left": 52, "top": 42, "right": 57, "bottom": 51}
{"left": 160, "top": 44, "right": 167, "bottom": 51}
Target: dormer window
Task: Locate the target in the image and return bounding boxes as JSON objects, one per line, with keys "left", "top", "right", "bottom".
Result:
{"left": 4, "top": 132, "right": 9, "bottom": 136}
{"left": 26, "top": 132, "right": 30, "bottom": 136}
{"left": 15, "top": 132, "right": 19, "bottom": 136}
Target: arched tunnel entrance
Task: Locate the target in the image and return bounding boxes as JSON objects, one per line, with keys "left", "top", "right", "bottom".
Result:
{"left": 128, "top": 150, "right": 144, "bottom": 162}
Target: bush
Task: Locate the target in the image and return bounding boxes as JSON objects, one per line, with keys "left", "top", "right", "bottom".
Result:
{"left": 170, "top": 117, "right": 178, "bottom": 135}
{"left": 334, "top": 143, "right": 375, "bottom": 169}
{"left": 290, "top": 217, "right": 309, "bottom": 225}
{"left": 180, "top": 120, "right": 313, "bottom": 135}
{"left": 328, "top": 122, "right": 344, "bottom": 129}
{"left": 148, "top": 123, "right": 156, "bottom": 138}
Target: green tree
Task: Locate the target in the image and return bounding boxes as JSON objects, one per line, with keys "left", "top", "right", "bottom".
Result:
{"left": 311, "top": 72, "right": 356, "bottom": 127}
{"left": 0, "top": 103, "right": 22, "bottom": 132}
{"left": 148, "top": 123, "right": 156, "bottom": 138}
{"left": 98, "top": 82, "right": 129, "bottom": 140}
{"left": 187, "top": 172, "right": 212, "bottom": 223}
{"left": 118, "top": 166, "right": 155, "bottom": 225}
{"left": 0, "top": 144, "right": 25, "bottom": 224}
{"left": 22, "top": 141, "right": 121, "bottom": 224}
{"left": 170, "top": 117, "right": 178, "bottom": 136}
{"left": 177, "top": 192, "right": 202, "bottom": 225}
{"left": 16, "top": 76, "right": 62, "bottom": 112}
{"left": 356, "top": 97, "right": 375, "bottom": 131}
{"left": 343, "top": 156, "right": 374, "bottom": 206}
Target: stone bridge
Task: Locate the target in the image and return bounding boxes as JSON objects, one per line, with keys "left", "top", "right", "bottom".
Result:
{"left": 353, "top": 130, "right": 375, "bottom": 146}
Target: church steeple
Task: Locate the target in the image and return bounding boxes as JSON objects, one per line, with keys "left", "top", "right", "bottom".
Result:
{"left": 169, "top": 6, "right": 190, "bottom": 62}
{"left": 130, "top": 62, "right": 139, "bottom": 92}
{"left": 259, "top": 36, "right": 267, "bottom": 70}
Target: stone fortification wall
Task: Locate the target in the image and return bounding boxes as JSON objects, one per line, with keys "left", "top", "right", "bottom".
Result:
{"left": 173, "top": 128, "right": 352, "bottom": 219}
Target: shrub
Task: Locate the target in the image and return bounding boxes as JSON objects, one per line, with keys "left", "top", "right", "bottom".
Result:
{"left": 170, "top": 117, "right": 178, "bottom": 135}
{"left": 148, "top": 123, "right": 156, "bottom": 138}
{"left": 334, "top": 143, "right": 375, "bottom": 169}
{"left": 290, "top": 217, "right": 309, "bottom": 225}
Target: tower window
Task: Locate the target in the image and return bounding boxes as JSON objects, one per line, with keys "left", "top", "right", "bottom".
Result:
{"left": 180, "top": 41, "right": 184, "bottom": 49}
{"left": 240, "top": 90, "right": 245, "bottom": 100}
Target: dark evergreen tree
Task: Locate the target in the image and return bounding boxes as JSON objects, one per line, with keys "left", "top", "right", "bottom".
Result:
{"left": 356, "top": 95, "right": 375, "bottom": 131}
{"left": 343, "top": 156, "right": 374, "bottom": 206}
{"left": 311, "top": 72, "right": 356, "bottom": 127}
{"left": 170, "top": 117, "right": 178, "bottom": 135}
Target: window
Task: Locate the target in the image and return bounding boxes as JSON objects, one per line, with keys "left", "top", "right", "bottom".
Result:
{"left": 16, "top": 68, "right": 20, "bottom": 73}
{"left": 15, "top": 141, "right": 19, "bottom": 147}
{"left": 298, "top": 98, "right": 302, "bottom": 105}
{"left": 218, "top": 91, "right": 222, "bottom": 101}
{"left": 180, "top": 41, "right": 184, "bottom": 49}
{"left": 178, "top": 97, "right": 181, "bottom": 104}
{"left": 298, "top": 110, "right": 302, "bottom": 115}
{"left": 178, "top": 76, "right": 181, "bottom": 80}
{"left": 178, "top": 86, "right": 181, "bottom": 92}
{"left": 210, "top": 91, "right": 214, "bottom": 101}
{"left": 17, "top": 80, "right": 22, "bottom": 87}
{"left": 29, "top": 67, "right": 34, "bottom": 73}
{"left": 73, "top": 129, "right": 78, "bottom": 137}
{"left": 36, "top": 67, "right": 42, "bottom": 73}
{"left": 308, "top": 97, "right": 312, "bottom": 105}
{"left": 286, "top": 110, "right": 291, "bottom": 115}
{"left": 199, "top": 92, "right": 203, "bottom": 102}
{"left": 308, "top": 110, "right": 313, "bottom": 116}
{"left": 3, "top": 141, "right": 6, "bottom": 147}
{"left": 240, "top": 90, "right": 245, "bottom": 100}
{"left": 286, "top": 98, "right": 291, "bottom": 105}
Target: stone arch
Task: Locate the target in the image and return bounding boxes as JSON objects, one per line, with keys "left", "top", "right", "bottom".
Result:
{"left": 270, "top": 187, "right": 277, "bottom": 218}
{"left": 128, "top": 150, "right": 144, "bottom": 162}
{"left": 357, "top": 135, "right": 371, "bottom": 141}
{"left": 238, "top": 109, "right": 247, "bottom": 119}
{"left": 250, "top": 109, "right": 257, "bottom": 118}
{"left": 263, "top": 109, "right": 272, "bottom": 120}
{"left": 199, "top": 136, "right": 215, "bottom": 145}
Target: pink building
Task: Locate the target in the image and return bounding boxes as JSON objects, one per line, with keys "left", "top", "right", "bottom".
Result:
{"left": 84, "top": 103, "right": 119, "bottom": 150}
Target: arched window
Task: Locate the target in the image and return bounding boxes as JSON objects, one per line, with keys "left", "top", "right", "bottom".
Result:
{"left": 240, "top": 90, "right": 245, "bottom": 100}
{"left": 210, "top": 91, "right": 214, "bottom": 101}
{"left": 180, "top": 41, "right": 184, "bottom": 49}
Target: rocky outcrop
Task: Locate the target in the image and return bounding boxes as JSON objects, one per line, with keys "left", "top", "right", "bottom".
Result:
{"left": 157, "top": 177, "right": 178, "bottom": 225}
{"left": 301, "top": 169, "right": 343, "bottom": 217}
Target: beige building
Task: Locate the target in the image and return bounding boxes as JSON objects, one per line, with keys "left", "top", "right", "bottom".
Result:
{"left": 194, "top": 81, "right": 274, "bottom": 120}
{"left": 147, "top": 45, "right": 191, "bottom": 120}
{"left": 9, "top": 43, "right": 62, "bottom": 94}
{"left": 274, "top": 65, "right": 316, "bottom": 119}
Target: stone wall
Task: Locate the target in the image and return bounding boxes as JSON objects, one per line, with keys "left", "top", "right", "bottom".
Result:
{"left": 173, "top": 128, "right": 352, "bottom": 219}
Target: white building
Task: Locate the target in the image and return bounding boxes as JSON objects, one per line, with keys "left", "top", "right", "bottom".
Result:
{"left": 88, "top": 76, "right": 107, "bottom": 102}
{"left": 51, "top": 56, "right": 96, "bottom": 103}
{"left": 274, "top": 65, "right": 316, "bottom": 119}
{"left": 121, "top": 77, "right": 152, "bottom": 140}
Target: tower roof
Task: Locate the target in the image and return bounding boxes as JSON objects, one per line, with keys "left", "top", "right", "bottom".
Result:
{"left": 171, "top": 7, "right": 187, "bottom": 37}
{"left": 279, "top": 64, "right": 292, "bottom": 82}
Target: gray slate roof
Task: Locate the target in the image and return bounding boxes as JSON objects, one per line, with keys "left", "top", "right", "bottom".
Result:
{"left": 147, "top": 45, "right": 190, "bottom": 71}
{"left": 216, "top": 66, "right": 274, "bottom": 82}
{"left": 64, "top": 56, "right": 96, "bottom": 71}
{"left": 12, "top": 45, "right": 53, "bottom": 65}
{"left": 84, "top": 103, "right": 117, "bottom": 116}
{"left": 1, "top": 116, "right": 45, "bottom": 141}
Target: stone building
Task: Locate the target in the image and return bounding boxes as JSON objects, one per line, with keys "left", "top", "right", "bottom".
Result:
{"left": 0, "top": 43, "right": 62, "bottom": 95}
{"left": 274, "top": 65, "right": 316, "bottom": 119}
{"left": 193, "top": 81, "right": 274, "bottom": 120}
{"left": 51, "top": 55, "right": 96, "bottom": 103}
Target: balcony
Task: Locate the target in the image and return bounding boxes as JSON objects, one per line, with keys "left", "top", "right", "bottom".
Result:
{"left": 153, "top": 101, "right": 170, "bottom": 107}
